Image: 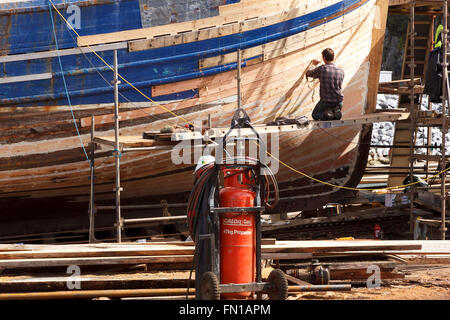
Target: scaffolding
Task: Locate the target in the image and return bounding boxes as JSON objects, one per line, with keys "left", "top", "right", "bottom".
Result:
{"left": 410, "top": 0, "right": 447, "bottom": 240}
{"left": 381, "top": 0, "right": 449, "bottom": 240}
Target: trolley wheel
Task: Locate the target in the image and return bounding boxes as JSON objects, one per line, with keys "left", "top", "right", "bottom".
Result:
{"left": 268, "top": 269, "right": 288, "bottom": 300}
{"left": 199, "top": 272, "right": 220, "bottom": 300}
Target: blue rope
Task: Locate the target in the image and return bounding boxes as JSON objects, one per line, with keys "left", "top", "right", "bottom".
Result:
{"left": 48, "top": 3, "right": 89, "bottom": 161}
{"left": 113, "top": 149, "right": 122, "bottom": 159}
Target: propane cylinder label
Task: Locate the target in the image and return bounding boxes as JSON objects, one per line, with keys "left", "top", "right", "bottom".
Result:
{"left": 223, "top": 229, "right": 252, "bottom": 236}
{"left": 222, "top": 217, "right": 252, "bottom": 227}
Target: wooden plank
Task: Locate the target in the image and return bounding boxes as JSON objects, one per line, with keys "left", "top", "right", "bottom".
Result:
{"left": 330, "top": 269, "right": 405, "bottom": 280}
{"left": 0, "top": 255, "right": 194, "bottom": 268}
{"left": 378, "top": 85, "right": 424, "bottom": 94}
{"left": 366, "top": 0, "right": 389, "bottom": 113}
{"left": 0, "top": 247, "right": 195, "bottom": 260}
{"left": 170, "top": 112, "right": 411, "bottom": 141}
{"left": 0, "top": 239, "right": 431, "bottom": 258}
{"left": 262, "top": 253, "right": 313, "bottom": 260}
{"left": 379, "top": 78, "right": 421, "bottom": 85}
{"left": 0, "top": 73, "right": 52, "bottom": 84}
{"left": 0, "top": 42, "right": 127, "bottom": 63}
{"left": 93, "top": 136, "right": 157, "bottom": 148}
{"left": 326, "top": 261, "right": 398, "bottom": 270}
{"left": 199, "top": 46, "right": 264, "bottom": 70}
{"left": 0, "top": 276, "right": 193, "bottom": 293}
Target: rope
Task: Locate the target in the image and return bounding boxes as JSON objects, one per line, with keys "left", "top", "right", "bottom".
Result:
{"left": 306, "top": 61, "right": 320, "bottom": 102}
{"left": 264, "top": 146, "right": 450, "bottom": 192}
{"left": 48, "top": 3, "right": 89, "bottom": 161}
{"left": 47, "top": 1, "right": 450, "bottom": 193}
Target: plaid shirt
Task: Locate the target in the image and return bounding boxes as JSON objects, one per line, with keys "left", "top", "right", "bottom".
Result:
{"left": 307, "top": 63, "right": 344, "bottom": 103}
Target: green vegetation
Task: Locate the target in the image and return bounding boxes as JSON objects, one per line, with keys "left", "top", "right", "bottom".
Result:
{"left": 386, "top": 15, "right": 409, "bottom": 51}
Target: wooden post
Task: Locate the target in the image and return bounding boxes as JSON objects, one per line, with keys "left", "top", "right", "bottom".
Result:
{"left": 113, "top": 50, "right": 122, "bottom": 243}
{"left": 441, "top": 2, "right": 448, "bottom": 240}
{"left": 409, "top": 2, "right": 416, "bottom": 233}
{"left": 89, "top": 115, "right": 95, "bottom": 243}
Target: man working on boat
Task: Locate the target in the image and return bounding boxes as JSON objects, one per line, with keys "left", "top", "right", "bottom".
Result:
{"left": 306, "top": 48, "right": 344, "bottom": 120}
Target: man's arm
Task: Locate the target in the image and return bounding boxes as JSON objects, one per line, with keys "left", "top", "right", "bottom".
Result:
{"left": 306, "top": 59, "right": 321, "bottom": 78}
{"left": 306, "top": 65, "right": 321, "bottom": 78}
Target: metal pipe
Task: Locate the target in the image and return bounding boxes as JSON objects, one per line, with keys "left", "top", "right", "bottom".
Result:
{"left": 89, "top": 115, "right": 96, "bottom": 244}
{"left": 237, "top": 49, "right": 242, "bottom": 110}
{"left": 256, "top": 211, "right": 262, "bottom": 300}
{"left": 288, "top": 284, "right": 351, "bottom": 292}
{"left": 364, "top": 171, "right": 438, "bottom": 175}
{"left": 442, "top": 1, "right": 448, "bottom": 240}
{"left": 0, "top": 288, "right": 190, "bottom": 300}
{"left": 96, "top": 203, "right": 187, "bottom": 211}
{"left": 122, "top": 146, "right": 174, "bottom": 152}
{"left": 113, "top": 49, "right": 122, "bottom": 243}
{"left": 0, "top": 285, "right": 351, "bottom": 300}
{"left": 370, "top": 145, "right": 440, "bottom": 148}
{"left": 366, "top": 166, "right": 428, "bottom": 169}
{"left": 122, "top": 216, "right": 187, "bottom": 225}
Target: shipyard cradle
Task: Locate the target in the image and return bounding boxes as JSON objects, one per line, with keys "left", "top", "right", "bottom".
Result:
{"left": 0, "top": 0, "right": 388, "bottom": 236}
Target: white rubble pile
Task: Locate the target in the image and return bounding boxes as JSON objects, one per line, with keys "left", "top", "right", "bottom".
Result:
{"left": 369, "top": 94, "right": 450, "bottom": 164}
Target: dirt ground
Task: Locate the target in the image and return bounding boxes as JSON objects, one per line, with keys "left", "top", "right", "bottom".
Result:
{"left": 130, "top": 263, "right": 449, "bottom": 300}
{"left": 290, "top": 266, "right": 450, "bottom": 300}
{"left": 1, "top": 262, "right": 447, "bottom": 300}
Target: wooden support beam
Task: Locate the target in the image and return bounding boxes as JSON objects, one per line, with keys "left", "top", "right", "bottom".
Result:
{"left": 93, "top": 136, "right": 157, "bottom": 149}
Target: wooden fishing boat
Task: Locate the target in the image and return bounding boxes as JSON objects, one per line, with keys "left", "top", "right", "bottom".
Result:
{"left": 0, "top": 0, "right": 388, "bottom": 238}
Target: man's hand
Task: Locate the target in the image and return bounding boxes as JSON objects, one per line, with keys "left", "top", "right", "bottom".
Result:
{"left": 311, "top": 59, "right": 320, "bottom": 66}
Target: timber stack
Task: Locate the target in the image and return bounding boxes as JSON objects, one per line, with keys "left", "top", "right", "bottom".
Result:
{"left": 0, "top": 240, "right": 448, "bottom": 300}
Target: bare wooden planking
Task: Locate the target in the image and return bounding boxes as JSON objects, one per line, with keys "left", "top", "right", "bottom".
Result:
{"left": 78, "top": 0, "right": 330, "bottom": 47}
{"left": 153, "top": 5, "right": 373, "bottom": 97}
{"left": 366, "top": 0, "right": 389, "bottom": 113}
{"left": 129, "top": 0, "right": 358, "bottom": 53}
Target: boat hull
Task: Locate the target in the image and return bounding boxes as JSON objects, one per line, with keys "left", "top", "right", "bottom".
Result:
{"left": 0, "top": 0, "right": 388, "bottom": 238}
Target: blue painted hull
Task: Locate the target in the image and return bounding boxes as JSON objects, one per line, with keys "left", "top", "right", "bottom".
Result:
{"left": 0, "top": 0, "right": 363, "bottom": 107}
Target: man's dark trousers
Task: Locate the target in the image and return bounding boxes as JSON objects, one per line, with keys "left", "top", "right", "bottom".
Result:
{"left": 312, "top": 100, "right": 343, "bottom": 120}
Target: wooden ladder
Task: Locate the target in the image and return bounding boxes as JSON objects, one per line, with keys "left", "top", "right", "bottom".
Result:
{"left": 387, "top": 16, "right": 434, "bottom": 188}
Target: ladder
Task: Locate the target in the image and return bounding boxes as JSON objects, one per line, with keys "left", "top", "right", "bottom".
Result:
{"left": 387, "top": 11, "right": 432, "bottom": 188}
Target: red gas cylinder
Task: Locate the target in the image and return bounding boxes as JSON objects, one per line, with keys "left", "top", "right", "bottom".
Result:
{"left": 219, "top": 168, "right": 256, "bottom": 299}
{"left": 374, "top": 224, "right": 382, "bottom": 240}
